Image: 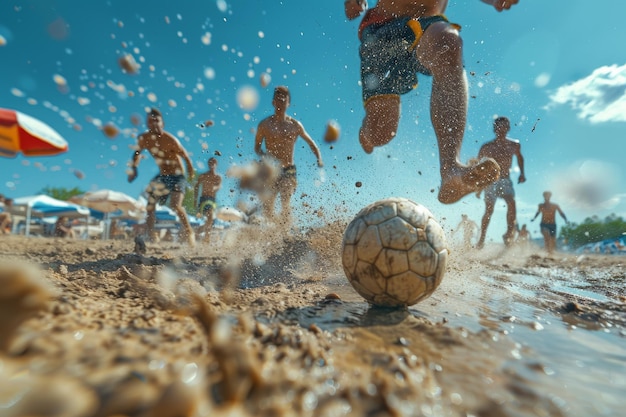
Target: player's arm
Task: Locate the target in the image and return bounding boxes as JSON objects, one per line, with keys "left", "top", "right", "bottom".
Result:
{"left": 173, "top": 137, "right": 195, "bottom": 180}
{"left": 557, "top": 205, "right": 568, "bottom": 223}
{"left": 531, "top": 205, "right": 541, "bottom": 222}
{"left": 480, "top": 0, "right": 519, "bottom": 12}
{"left": 299, "top": 124, "right": 324, "bottom": 167}
{"left": 254, "top": 124, "right": 266, "bottom": 158}
{"left": 515, "top": 143, "right": 526, "bottom": 184}
{"left": 128, "top": 137, "right": 145, "bottom": 183}
{"left": 345, "top": 0, "right": 367, "bottom": 20}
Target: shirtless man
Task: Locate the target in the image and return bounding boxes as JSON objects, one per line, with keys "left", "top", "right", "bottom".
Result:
{"left": 476, "top": 116, "right": 526, "bottom": 248}
{"left": 194, "top": 157, "right": 222, "bottom": 243}
{"left": 345, "top": 0, "right": 519, "bottom": 204}
{"left": 453, "top": 213, "right": 478, "bottom": 248}
{"left": 254, "top": 86, "right": 324, "bottom": 224}
{"left": 531, "top": 191, "right": 568, "bottom": 254}
{"left": 128, "top": 108, "right": 196, "bottom": 246}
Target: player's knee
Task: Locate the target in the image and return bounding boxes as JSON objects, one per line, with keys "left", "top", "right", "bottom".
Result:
{"left": 426, "top": 28, "right": 463, "bottom": 69}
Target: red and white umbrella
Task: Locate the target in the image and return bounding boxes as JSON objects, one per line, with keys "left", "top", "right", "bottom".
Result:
{"left": 0, "top": 108, "right": 69, "bottom": 157}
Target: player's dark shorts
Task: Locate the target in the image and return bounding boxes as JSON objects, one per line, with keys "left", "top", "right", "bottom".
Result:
{"left": 484, "top": 178, "right": 515, "bottom": 203}
{"left": 198, "top": 196, "right": 217, "bottom": 216}
{"left": 540, "top": 223, "right": 557, "bottom": 237}
{"left": 359, "top": 15, "right": 454, "bottom": 103}
{"left": 275, "top": 165, "right": 297, "bottom": 193}
{"left": 146, "top": 174, "right": 187, "bottom": 206}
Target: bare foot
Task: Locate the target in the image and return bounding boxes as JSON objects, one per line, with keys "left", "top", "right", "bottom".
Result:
{"left": 359, "top": 128, "right": 374, "bottom": 154}
{"left": 438, "top": 158, "right": 501, "bottom": 204}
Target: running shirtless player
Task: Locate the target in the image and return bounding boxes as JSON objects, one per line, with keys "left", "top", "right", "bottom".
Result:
{"left": 531, "top": 191, "right": 568, "bottom": 254}
{"left": 476, "top": 116, "right": 526, "bottom": 248}
{"left": 128, "top": 108, "right": 196, "bottom": 246}
{"left": 254, "top": 86, "right": 324, "bottom": 224}
{"left": 345, "top": 0, "right": 520, "bottom": 204}
{"left": 194, "top": 157, "right": 222, "bottom": 243}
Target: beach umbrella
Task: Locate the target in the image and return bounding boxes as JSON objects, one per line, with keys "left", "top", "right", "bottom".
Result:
{"left": 70, "top": 189, "right": 143, "bottom": 214}
{"left": 0, "top": 108, "right": 69, "bottom": 157}
{"left": 9, "top": 195, "right": 90, "bottom": 236}
{"left": 70, "top": 190, "right": 144, "bottom": 239}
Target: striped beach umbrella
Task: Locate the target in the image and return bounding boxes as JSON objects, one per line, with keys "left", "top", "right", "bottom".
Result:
{"left": 0, "top": 108, "right": 69, "bottom": 157}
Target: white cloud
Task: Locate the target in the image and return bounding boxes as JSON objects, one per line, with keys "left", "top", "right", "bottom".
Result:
{"left": 546, "top": 64, "right": 626, "bottom": 123}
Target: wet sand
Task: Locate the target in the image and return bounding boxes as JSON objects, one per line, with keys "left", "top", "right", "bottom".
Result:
{"left": 0, "top": 226, "right": 625, "bottom": 417}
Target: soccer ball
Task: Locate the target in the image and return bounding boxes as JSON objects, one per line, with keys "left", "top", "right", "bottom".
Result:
{"left": 341, "top": 198, "right": 448, "bottom": 307}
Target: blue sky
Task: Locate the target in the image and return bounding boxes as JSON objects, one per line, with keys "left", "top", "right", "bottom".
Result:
{"left": 1, "top": 1, "right": 625, "bottom": 244}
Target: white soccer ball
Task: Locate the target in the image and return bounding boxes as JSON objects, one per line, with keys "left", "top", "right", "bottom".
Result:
{"left": 342, "top": 198, "right": 448, "bottom": 307}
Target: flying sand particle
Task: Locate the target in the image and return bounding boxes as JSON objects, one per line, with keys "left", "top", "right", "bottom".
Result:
{"left": 118, "top": 54, "right": 140, "bottom": 74}
{"left": 323, "top": 120, "right": 341, "bottom": 143}
{"left": 102, "top": 124, "right": 119, "bottom": 139}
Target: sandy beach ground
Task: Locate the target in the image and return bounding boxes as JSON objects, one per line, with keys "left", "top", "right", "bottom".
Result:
{"left": 1, "top": 223, "right": 625, "bottom": 417}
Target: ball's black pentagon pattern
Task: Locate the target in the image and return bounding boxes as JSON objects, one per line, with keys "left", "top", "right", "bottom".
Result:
{"left": 342, "top": 197, "right": 448, "bottom": 307}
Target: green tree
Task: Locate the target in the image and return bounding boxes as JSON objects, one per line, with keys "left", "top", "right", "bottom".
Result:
{"left": 561, "top": 214, "right": 626, "bottom": 248}
{"left": 182, "top": 183, "right": 197, "bottom": 216}
{"left": 39, "top": 186, "right": 85, "bottom": 201}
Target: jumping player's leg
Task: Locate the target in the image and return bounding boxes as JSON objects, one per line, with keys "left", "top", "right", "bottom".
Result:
{"left": 416, "top": 22, "right": 500, "bottom": 204}
{"left": 359, "top": 95, "right": 400, "bottom": 154}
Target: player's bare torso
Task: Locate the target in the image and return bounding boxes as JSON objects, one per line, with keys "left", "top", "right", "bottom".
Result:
{"left": 197, "top": 172, "right": 221, "bottom": 199}
{"left": 258, "top": 115, "right": 302, "bottom": 167}
{"left": 538, "top": 203, "right": 559, "bottom": 224}
{"left": 479, "top": 139, "right": 520, "bottom": 179}
{"left": 137, "top": 132, "right": 186, "bottom": 176}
